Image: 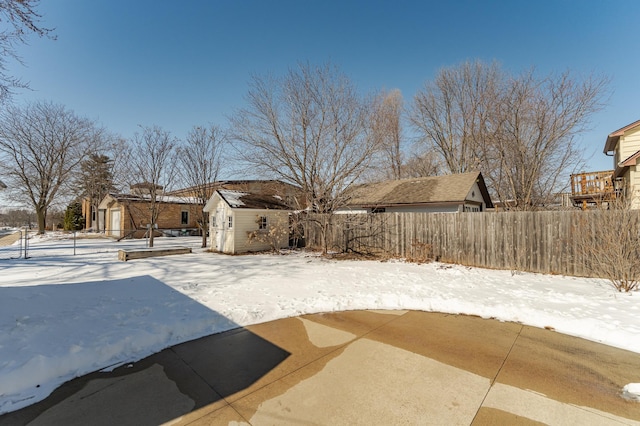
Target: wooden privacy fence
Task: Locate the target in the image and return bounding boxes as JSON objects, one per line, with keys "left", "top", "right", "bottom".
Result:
{"left": 304, "top": 211, "right": 640, "bottom": 278}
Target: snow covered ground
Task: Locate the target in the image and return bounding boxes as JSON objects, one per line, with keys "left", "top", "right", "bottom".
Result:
{"left": 1, "top": 232, "right": 639, "bottom": 414}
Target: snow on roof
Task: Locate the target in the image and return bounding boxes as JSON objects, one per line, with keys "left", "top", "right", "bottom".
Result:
{"left": 110, "top": 193, "right": 202, "bottom": 204}
{"left": 218, "top": 190, "right": 247, "bottom": 208}
{"left": 216, "top": 190, "right": 292, "bottom": 210}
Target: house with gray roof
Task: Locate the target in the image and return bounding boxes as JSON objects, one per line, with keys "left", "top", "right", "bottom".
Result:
{"left": 336, "top": 171, "right": 493, "bottom": 214}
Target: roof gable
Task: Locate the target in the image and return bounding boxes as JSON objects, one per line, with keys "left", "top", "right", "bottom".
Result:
{"left": 614, "top": 148, "right": 640, "bottom": 179}
{"left": 604, "top": 119, "right": 640, "bottom": 153}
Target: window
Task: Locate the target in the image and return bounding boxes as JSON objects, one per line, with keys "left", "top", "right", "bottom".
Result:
{"left": 371, "top": 207, "right": 386, "bottom": 214}
{"left": 228, "top": 215, "right": 233, "bottom": 229}
{"left": 211, "top": 215, "right": 216, "bottom": 228}
{"left": 181, "top": 211, "right": 189, "bottom": 225}
{"left": 258, "top": 216, "right": 267, "bottom": 230}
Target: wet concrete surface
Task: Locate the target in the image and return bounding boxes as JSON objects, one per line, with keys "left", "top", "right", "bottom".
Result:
{"left": 2, "top": 310, "right": 640, "bottom": 425}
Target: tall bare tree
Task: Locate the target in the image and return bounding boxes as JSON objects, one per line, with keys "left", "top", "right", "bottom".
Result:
{"left": 126, "top": 125, "right": 177, "bottom": 247}
{"left": 401, "top": 150, "right": 442, "bottom": 178}
{"left": 371, "top": 89, "right": 404, "bottom": 180}
{"left": 0, "top": 101, "right": 101, "bottom": 233}
{"left": 411, "top": 61, "right": 608, "bottom": 209}
{"left": 410, "top": 60, "right": 502, "bottom": 174}
{"left": 231, "top": 62, "right": 382, "bottom": 252}
{"left": 176, "top": 124, "right": 226, "bottom": 247}
{"left": 488, "top": 69, "right": 608, "bottom": 209}
{"left": 0, "top": 0, "right": 54, "bottom": 100}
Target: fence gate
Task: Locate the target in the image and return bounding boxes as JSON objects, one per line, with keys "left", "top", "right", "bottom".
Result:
{"left": 0, "top": 230, "right": 24, "bottom": 260}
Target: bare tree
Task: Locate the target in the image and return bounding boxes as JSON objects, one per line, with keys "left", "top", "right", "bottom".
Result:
{"left": 401, "top": 149, "right": 442, "bottom": 178}
{"left": 125, "top": 125, "right": 177, "bottom": 247}
{"left": 0, "top": 0, "right": 54, "bottom": 100}
{"left": 231, "top": 62, "right": 381, "bottom": 252}
{"left": 176, "top": 124, "right": 226, "bottom": 247}
{"left": 411, "top": 60, "right": 608, "bottom": 210}
{"left": 0, "top": 101, "right": 101, "bottom": 233}
{"left": 488, "top": 69, "right": 608, "bottom": 209}
{"left": 371, "top": 89, "right": 404, "bottom": 180}
{"left": 410, "top": 60, "right": 502, "bottom": 174}
{"left": 574, "top": 196, "right": 640, "bottom": 292}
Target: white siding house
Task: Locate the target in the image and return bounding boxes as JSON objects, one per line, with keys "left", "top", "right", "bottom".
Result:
{"left": 203, "top": 190, "right": 292, "bottom": 254}
{"left": 604, "top": 120, "right": 640, "bottom": 209}
{"left": 336, "top": 172, "right": 493, "bottom": 214}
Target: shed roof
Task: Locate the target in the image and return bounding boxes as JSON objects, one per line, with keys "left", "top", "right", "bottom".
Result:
{"left": 345, "top": 172, "right": 493, "bottom": 208}
{"left": 216, "top": 190, "right": 292, "bottom": 210}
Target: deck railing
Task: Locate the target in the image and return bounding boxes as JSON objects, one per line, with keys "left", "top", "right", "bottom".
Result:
{"left": 570, "top": 171, "right": 615, "bottom": 196}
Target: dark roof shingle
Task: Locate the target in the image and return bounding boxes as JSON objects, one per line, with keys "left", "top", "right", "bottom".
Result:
{"left": 346, "top": 172, "right": 491, "bottom": 207}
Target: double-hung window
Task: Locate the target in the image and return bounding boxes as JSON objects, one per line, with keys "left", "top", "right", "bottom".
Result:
{"left": 258, "top": 216, "right": 267, "bottom": 230}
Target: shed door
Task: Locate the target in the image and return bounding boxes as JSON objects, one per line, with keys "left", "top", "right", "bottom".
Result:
{"left": 215, "top": 208, "right": 224, "bottom": 251}
{"left": 111, "top": 209, "right": 121, "bottom": 238}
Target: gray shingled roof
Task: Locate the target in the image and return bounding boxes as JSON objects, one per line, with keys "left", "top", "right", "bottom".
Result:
{"left": 218, "top": 190, "right": 292, "bottom": 210}
{"left": 346, "top": 172, "right": 492, "bottom": 207}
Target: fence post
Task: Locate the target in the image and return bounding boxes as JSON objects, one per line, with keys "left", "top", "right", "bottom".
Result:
{"left": 23, "top": 229, "right": 29, "bottom": 259}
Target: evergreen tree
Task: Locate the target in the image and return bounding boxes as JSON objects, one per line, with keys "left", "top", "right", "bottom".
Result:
{"left": 75, "top": 154, "right": 116, "bottom": 231}
{"left": 63, "top": 202, "right": 83, "bottom": 231}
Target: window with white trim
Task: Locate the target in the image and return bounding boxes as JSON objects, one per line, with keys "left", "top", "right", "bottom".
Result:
{"left": 258, "top": 215, "right": 267, "bottom": 230}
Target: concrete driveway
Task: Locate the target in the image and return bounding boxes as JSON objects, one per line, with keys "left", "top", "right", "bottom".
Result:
{"left": 2, "top": 310, "right": 640, "bottom": 425}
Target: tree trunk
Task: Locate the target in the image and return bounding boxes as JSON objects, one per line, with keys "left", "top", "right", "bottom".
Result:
{"left": 94, "top": 201, "right": 100, "bottom": 232}
{"left": 200, "top": 215, "right": 208, "bottom": 248}
{"left": 201, "top": 229, "right": 207, "bottom": 248}
{"left": 36, "top": 207, "right": 46, "bottom": 234}
{"left": 149, "top": 225, "right": 155, "bottom": 248}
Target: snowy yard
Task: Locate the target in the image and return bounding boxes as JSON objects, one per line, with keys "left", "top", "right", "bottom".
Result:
{"left": 1, "top": 233, "right": 639, "bottom": 414}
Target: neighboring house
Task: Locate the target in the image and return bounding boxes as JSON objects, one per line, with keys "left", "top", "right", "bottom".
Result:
{"left": 81, "top": 198, "right": 106, "bottom": 232}
{"left": 203, "top": 189, "right": 293, "bottom": 254}
{"left": 336, "top": 171, "right": 493, "bottom": 214}
{"left": 167, "top": 180, "right": 304, "bottom": 208}
{"left": 603, "top": 119, "right": 640, "bottom": 209}
{"left": 98, "top": 193, "right": 201, "bottom": 239}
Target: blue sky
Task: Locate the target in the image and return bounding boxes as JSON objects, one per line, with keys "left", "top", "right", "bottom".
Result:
{"left": 8, "top": 0, "right": 640, "bottom": 173}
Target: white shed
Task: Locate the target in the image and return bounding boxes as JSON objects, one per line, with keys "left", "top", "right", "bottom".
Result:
{"left": 203, "top": 190, "right": 292, "bottom": 254}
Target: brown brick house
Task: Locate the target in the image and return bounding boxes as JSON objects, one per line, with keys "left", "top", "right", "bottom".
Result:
{"left": 98, "top": 193, "right": 201, "bottom": 239}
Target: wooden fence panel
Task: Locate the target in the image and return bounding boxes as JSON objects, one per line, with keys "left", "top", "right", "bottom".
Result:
{"left": 303, "top": 210, "right": 640, "bottom": 278}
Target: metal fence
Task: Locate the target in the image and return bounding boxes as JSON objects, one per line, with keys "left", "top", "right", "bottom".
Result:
{"left": 0, "top": 230, "right": 203, "bottom": 260}
{"left": 0, "top": 230, "right": 85, "bottom": 260}
{"left": 0, "top": 229, "right": 27, "bottom": 260}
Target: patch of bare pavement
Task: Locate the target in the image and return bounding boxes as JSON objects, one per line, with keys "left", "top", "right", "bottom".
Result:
{"left": 2, "top": 311, "right": 640, "bottom": 425}
{"left": 0, "top": 231, "right": 21, "bottom": 247}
